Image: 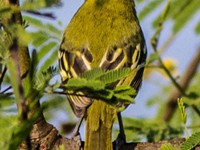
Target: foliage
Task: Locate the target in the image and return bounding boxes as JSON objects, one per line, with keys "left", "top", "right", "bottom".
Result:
{"left": 160, "top": 143, "right": 178, "bottom": 150}
{"left": 0, "top": 0, "right": 200, "bottom": 149}
{"left": 117, "top": 117, "right": 183, "bottom": 142}
{"left": 181, "top": 132, "right": 200, "bottom": 150}
{"left": 63, "top": 68, "right": 135, "bottom": 108}
{"left": 177, "top": 98, "right": 189, "bottom": 139}
{"left": 114, "top": 0, "right": 200, "bottom": 145}
{"left": 0, "top": 1, "right": 137, "bottom": 148}
{"left": 0, "top": 0, "right": 63, "bottom": 148}
{"left": 0, "top": 116, "right": 18, "bottom": 150}
{"left": 137, "top": 0, "right": 200, "bottom": 35}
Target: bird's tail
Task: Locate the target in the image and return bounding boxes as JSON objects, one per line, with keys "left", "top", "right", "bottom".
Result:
{"left": 85, "top": 100, "right": 116, "bottom": 150}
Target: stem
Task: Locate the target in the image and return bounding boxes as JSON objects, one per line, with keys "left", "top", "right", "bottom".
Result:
{"left": 151, "top": 0, "right": 186, "bottom": 96}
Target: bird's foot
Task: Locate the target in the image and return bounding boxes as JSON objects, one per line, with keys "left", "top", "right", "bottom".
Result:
{"left": 113, "top": 133, "right": 126, "bottom": 150}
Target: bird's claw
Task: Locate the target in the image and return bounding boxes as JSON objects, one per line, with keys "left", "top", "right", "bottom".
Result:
{"left": 113, "top": 133, "right": 126, "bottom": 150}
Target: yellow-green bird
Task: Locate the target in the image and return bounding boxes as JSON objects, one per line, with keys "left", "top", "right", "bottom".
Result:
{"left": 59, "top": 0, "right": 147, "bottom": 149}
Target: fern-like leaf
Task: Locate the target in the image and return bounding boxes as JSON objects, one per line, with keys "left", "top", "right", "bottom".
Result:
{"left": 65, "top": 78, "right": 105, "bottom": 92}
{"left": 35, "top": 66, "right": 57, "bottom": 90}
{"left": 160, "top": 143, "right": 178, "bottom": 150}
{"left": 97, "top": 68, "right": 131, "bottom": 84}
{"left": 80, "top": 68, "right": 105, "bottom": 80}
{"left": 181, "top": 132, "right": 200, "bottom": 150}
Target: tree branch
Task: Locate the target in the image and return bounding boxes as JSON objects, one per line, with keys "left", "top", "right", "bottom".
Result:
{"left": 163, "top": 48, "right": 200, "bottom": 121}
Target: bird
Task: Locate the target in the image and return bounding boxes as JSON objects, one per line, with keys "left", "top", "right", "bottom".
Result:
{"left": 58, "top": 0, "right": 147, "bottom": 149}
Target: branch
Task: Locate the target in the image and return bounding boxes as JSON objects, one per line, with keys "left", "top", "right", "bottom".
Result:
{"left": 163, "top": 48, "right": 200, "bottom": 121}
{"left": 19, "top": 123, "right": 200, "bottom": 150}
{"left": 150, "top": 0, "right": 200, "bottom": 121}
{"left": 1, "top": 0, "right": 48, "bottom": 149}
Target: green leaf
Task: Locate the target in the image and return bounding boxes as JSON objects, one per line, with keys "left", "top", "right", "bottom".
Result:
{"left": 0, "top": 94, "right": 14, "bottom": 110}
{"left": 23, "top": 16, "right": 62, "bottom": 39}
{"left": 80, "top": 68, "right": 105, "bottom": 80}
{"left": 63, "top": 76, "right": 135, "bottom": 105}
{"left": 22, "top": 1, "right": 46, "bottom": 10}
{"left": 35, "top": 66, "right": 57, "bottom": 90}
{"left": 37, "top": 46, "right": 58, "bottom": 75}
{"left": 31, "top": 31, "right": 50, "bottom": 47}
{"left": 135, "top": 0, "right": 145, "bottom": 4}
{"left": 160, "top": 143, "right": 178, "bottom": 150}
{"left": 37, "top": 41, "right": 57, "bottom": 61}
{"left": 138, "top": 0, "right": 164, "bottom": 20}
{"left": 172, "top": 1, "right": 200, "bottom": 33}
{"left": 181, "top": 132, "right": 200, "bottom": 150}
{"left": 23, "top": 16, "right": 43, "bottom": 29}
{"left": 114, "top": 94, "right": 133, "bottom": 103}
{"left": 0, "top": 116, "right": 18, "bottom": 150}
{"left": 97, "top": 68, "right": 131, "bottom": 84}
{"left": 114, "top": 86, "right": 136, "bottom": 103}
{"left": 146, "top": 52, "right": 159, "bottom": 65}
{"left": 95, "top": 89, "right": 113, "bottom": 101}
{"left": 177, "top": 98, "right": 187, "bottom": 124}
{"left": 22, "top": 0, "right": 61, "bottom": 9}
{"left": 65, "top": 78, "right": 105, "bottom": 91}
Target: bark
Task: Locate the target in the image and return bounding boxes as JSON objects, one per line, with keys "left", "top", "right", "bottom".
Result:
{"left": 2, "top": 1, "right": 199, "bottom": 150}
{"left": 19, "top": 121, "right": 200, "bottom": 150}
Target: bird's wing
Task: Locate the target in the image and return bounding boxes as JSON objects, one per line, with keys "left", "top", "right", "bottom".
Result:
{"left": 58, "top": 47, "right": 93, "bottom": 117}
{"left": 99, "top": 40, "right": 147, "bottom": 93}
{"left": 59, "top": 37, "right": 147, "bottom": 116}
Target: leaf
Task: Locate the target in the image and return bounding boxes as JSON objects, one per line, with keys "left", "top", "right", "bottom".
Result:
{"left": 135, "top": 0, "right": 145, "bottom": 4}
{"left": 172, "top": 1, "right": 200, "bottom": 33}
{"left": 181, "top": 132, "right": 200, "bottom": 150}
{"left": 160, "top": 143, "right": 178, "bottom": 150}
{"left": 23, "top": 16, "right": 61, "bottom": 39}
{"left": 146, "top": 53, "right": 159, "bottom": 65}
{"left": 0, "top": 94, "right": 14, "bottom": 109}
{"left": 0, "top": 116, "right": 18, "bottom": 150}
{"left": 97, "top": 68, "right": 131, "bottom": 84}
{"left": 114, "top": 94, "right": 133, "bottom": 103}
{"left": 138, "top": 0, "right": 164, "bottom": 20}
{"left": 22, "top": 1, "right": 46, "bottom": 10}
{"left": 37, "top": 41, "right": 57, "bottom": 61}
{"left": 114, "top": 85, "right": 136, "bottom": 103}
{"left": 177, "top": 98, "right": 187, "bottom": 124}
{"left": 80, "top": 68, "right": 105, "bottom": 80}
{"left": 31, "top": 31, "right": 50, "bottom": 47}
{"left": 22, "top": 0, "right": 61, "bottom": 9}
{"left": 44, "top": 0, "right": 61, "bottom": 7}
{"left": 65, "top": 78, "right": 105, "bottom": 91}
{"left": 37, "top": 46, "right": 58, "bottom": 75}
{"left": 35, "top": 66, "right": 57, "bottom": 90}
{"left": 63, "top": 75, "right": 135, "bottom": 105}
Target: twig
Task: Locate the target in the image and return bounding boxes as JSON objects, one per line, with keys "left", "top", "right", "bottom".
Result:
{"left": 151, "top": 0, "right": 187, "bottom": 96}
{"left": 150, "top": 0, "right": 200, "bottom": 121}
{"left": 2, "top": 0, "right": 31, "bottom": 148}
{"left": 24, "top": 10, "right": 56, "bottom": 19}
{"left": 163, "top": 48, "right": 200, "bottom": 121}
{"left": 1, "top": 86, "right": 12, "bottom": 94}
